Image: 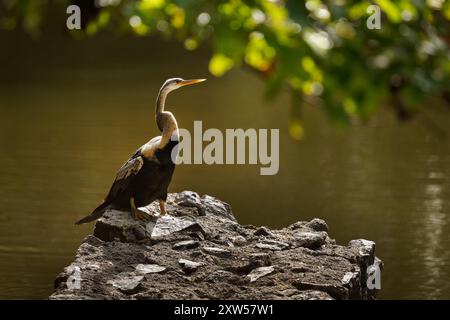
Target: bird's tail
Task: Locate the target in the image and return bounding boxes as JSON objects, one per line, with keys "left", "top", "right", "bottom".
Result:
{"left": 75, "top": 202, "right": 110, "bottom": 225}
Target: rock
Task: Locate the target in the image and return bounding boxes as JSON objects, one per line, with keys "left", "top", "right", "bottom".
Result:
{"left": 247, "top": 266, "right": 275, "bottom": 282}
{"left": 292, "top": 231, "right": 327, "bottom": 249}
{"left": 194, "top": 231, "right": 205, "bottom": 241}
{"left": 348, "top": 239, "right": 376, "bottom": 258}
{"left": 135, "top": 264, "right": 166, "bottom": 274}
{"left": 133, "top": 289, "right": 162, "bottom": 300}
{"left": 288, "top": 221, "right": 306, "bottom": 230}
{"left": 306, "top": 218, "right": 329, "bottom": 232}
{"left": 249, "top": 253, "right": 271, "bottom": 267}
{"left": 261, "top": 239, "right": 290, "bottom": 250}
{"left": 50, "top": 191, "right": 383, "bottom": 300}
{"left": 151, "top": 215, "right": 201, "bottom": 239}
{"left": 107, "top": 275, "right": 144, "bottom": 294}
{"left": 291, "top": 263, "right": 313, "bottom": 273}
{"left": 94, "top": 209, "right": 153, "bottom": 242}
{"left": 202, "top": 246, "right": 231, "bottom": 257}
{"left": 256, "top": 243, "right": 282, "bottom": 251}
{"left": 231, "top": 235, "right": 247, "bottom": 246}
{"left": 290, "top": 290, "right": 334, "bottom": 300}
{"left": 254, "top": 227, "right": 273, "bottom": 237}
{"left": 341, "top": 271, "right": 359, "bottom": 286}
{"left": 347, "top": 239, "right": 382, "bottom": 299}
{"left": 172, "top": 240, "right": 199, "bottom": 250}
{"left": 293, "top": 280, "right": 349, "bottom": 300}
{"left": 179, "top": 259, "right": 204, "bottom": 274}
{"left": 175, "top": 191, "right": 205, "bottom": 216}
{"left": 201, "top": 195, "right": 236, "bottom": 222}
{"left": 279, "top": 288, "right": 301, "bottom": 297}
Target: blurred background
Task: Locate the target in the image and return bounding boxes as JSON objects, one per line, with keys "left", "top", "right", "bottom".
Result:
{"left": 0, "top": 0, "right": 449, "bottom": 299}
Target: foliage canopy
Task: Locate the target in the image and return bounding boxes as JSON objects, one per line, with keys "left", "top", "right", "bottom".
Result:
{"left": 2, "top": 0, "right": 449, "bottom": 136}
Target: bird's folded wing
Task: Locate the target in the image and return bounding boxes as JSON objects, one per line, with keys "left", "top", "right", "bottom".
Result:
{"left": 116, "top": 156, "right": 144, "bottom": 180}
{"left": 106, "top": 154, "right": 144, "bottom": 200}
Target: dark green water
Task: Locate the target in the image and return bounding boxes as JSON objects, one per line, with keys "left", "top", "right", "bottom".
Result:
{"left": 1, "top": 32, "right": 449, "bottom": 299}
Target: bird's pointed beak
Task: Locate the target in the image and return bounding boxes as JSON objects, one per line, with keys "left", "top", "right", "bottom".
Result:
{"left": 179, "top": 79, "right": 207, "bottom": 87}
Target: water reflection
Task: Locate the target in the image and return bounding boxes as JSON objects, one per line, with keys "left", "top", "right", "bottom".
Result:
{"left": 418, "top": 155, "right": 448, "bottom": 299}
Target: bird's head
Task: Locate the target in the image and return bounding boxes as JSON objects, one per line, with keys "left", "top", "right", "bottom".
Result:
{"left": 160, "top": 77, "right": 206, "bottom": 94}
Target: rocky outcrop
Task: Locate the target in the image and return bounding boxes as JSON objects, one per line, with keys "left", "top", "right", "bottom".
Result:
{"left": 51, "top": 191, "right": 383, "bottom": 300}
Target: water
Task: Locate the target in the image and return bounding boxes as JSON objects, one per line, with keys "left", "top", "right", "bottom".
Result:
{"left": 1, "top": 32, "right": 449, "bottom": 300}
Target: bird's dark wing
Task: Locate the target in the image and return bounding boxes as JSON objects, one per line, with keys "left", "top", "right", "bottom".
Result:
{"left": 105, "top": 150, "right": 145, "bottom": 202}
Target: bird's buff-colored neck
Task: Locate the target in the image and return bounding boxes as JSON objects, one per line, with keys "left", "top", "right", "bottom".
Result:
{"left": 156, "top": 88, "right": 179, "bottom": 147}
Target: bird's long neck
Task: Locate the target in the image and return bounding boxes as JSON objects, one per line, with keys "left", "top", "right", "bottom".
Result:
{"left": 155, "top": 88, "right": 167, "bottom": 124}
{"left": 155, "top": 88, "right": 179, "bottom": 148}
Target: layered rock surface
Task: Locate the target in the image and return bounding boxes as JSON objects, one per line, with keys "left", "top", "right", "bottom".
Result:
{"left": 51, "top": 191, "right": 382, "bottom": 300}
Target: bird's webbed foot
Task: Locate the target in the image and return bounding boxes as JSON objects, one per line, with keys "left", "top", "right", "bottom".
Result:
{"left": 133, "top": 208, "right": 152, "bottom": 221}
{"left": 130, "top": 197, "right": 151, "bottom": 222}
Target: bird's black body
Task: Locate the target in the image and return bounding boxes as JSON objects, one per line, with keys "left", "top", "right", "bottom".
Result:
{"left": 75, "top": 140, "right": 178, "bottom": 225}
{"left": 109, "top": 140, "right": 178, "bottom": 209}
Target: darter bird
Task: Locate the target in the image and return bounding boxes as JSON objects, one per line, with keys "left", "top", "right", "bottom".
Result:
{"left": 75, "top": 78, "right": 206, "bottom": 225}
